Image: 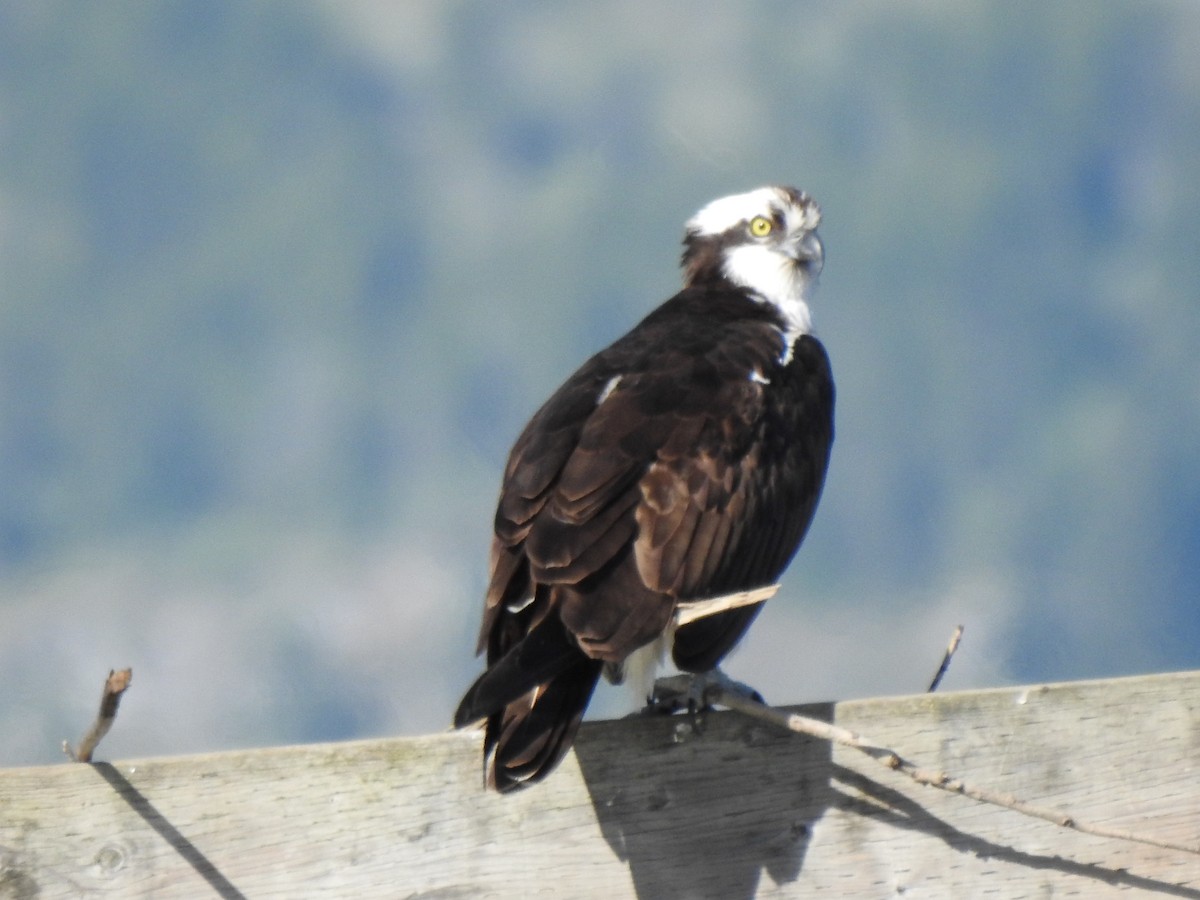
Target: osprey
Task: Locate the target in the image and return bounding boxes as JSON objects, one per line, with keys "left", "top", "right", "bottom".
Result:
{"left": 454, "top": 186, "right": 834, "bottom": 792}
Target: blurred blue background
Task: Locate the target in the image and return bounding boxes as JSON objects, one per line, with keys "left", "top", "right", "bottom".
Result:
{"left": 2, "top": 1, "right": 1198, "bottom": 765}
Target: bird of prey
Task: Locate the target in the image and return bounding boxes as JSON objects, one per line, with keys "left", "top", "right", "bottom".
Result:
{"left": 454, "top": 186, "right": 835, "bottom": 792}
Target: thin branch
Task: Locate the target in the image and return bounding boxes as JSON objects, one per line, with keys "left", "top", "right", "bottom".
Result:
{"left": 674, "top": 584, "right": 779, "bottom": 627}
{"left": 708, "top": 685, "right": 1200, "bottom": 857}
{"left": 927, "top": 624, "right": 964, "bottom": 692}
{"left": 63, "top": 668, "right": 133, "bottom": 763}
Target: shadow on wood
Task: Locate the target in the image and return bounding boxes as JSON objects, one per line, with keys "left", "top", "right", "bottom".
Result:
{"left": 91, "top": 763, "right": 247, "bottom": 899}
{"left": 829, "top": 764, "right": 1200, "bottom": 898}
{"left": 575, "top": 703, "right": 834, "bottom": 899}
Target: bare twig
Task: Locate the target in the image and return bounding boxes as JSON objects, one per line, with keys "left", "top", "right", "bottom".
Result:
{"left": 63, "top": 668, "right": 133, "bottom": 763}
{"left": 709, "top": 685, "right": 1200, "bottom": 858}
{"left": 674, "top": 584, "right": 779, "bottom": 627}
{"left": 927, "top": 624, "right": 964, "bottom": 692}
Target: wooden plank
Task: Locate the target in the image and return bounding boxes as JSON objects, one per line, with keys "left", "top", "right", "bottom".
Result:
{"left": 2, "top": 670, "right": 1199, "bottom": 898}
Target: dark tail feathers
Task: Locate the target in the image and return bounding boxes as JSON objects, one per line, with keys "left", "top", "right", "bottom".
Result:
{"left": 454, "top": 616, "right": 602, "bottom": 792}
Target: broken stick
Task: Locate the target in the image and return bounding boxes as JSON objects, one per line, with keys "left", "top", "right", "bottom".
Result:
{"left": 927, "top": 624, "right": 964, "bottom": 692}
{"left": 63, "top": 668, "right": 133, "bottom": 763}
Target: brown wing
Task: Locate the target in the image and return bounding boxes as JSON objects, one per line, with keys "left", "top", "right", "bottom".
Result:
{"left": 484, "top": 316, "right": 810, "bottom": 661}
{"left": 476, "top": 361, "right": 624, "bottom": 658}
{"left": 485, "top": 362, "right": 690, "bottom": 664}
{"left": 632, "top": 381, "right": 760, "bottom": 600}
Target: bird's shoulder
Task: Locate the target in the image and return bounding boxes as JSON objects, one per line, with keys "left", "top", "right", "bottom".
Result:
{"left": 510, "top": 285, "right": 790, "bottom": 466}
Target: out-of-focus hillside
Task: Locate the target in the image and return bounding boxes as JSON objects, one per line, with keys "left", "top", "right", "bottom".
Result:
{"left": 1, "top": 0, "right": 1198, "bottom": 765}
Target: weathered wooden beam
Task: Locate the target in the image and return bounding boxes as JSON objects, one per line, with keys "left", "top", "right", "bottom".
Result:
{"left": 2, "top": 670, "right": 1199, "bottom": 898}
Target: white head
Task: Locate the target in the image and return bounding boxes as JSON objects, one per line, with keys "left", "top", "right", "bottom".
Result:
{"left": 681, "top": 186, "right": 823, "bottom": 339}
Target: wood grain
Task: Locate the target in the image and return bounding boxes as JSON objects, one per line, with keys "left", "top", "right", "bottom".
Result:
{"left": 3, "top": 670, "right": 1199, "bottom": 898}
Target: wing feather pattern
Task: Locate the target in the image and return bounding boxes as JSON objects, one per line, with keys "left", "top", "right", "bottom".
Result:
{"left": 459, "top": 288, "right": 834, "bottom": 791}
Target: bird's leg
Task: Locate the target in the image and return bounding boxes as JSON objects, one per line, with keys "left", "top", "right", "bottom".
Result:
{"left": 645, "top": 668, "right": 765, "bottom": 715}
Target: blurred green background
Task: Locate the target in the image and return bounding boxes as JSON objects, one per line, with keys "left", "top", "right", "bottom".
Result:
{"left": 2, "top": 1, "right": 1198, "bottom": 765}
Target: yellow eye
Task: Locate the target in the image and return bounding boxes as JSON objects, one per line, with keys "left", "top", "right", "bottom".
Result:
{"left": 749, "top": 216, "right": 773, "bottom": 237}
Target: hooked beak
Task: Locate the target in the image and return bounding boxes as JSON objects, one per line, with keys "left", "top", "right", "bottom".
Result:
{"left": 790, "top": 230, "right": 824, "bottom": 278}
